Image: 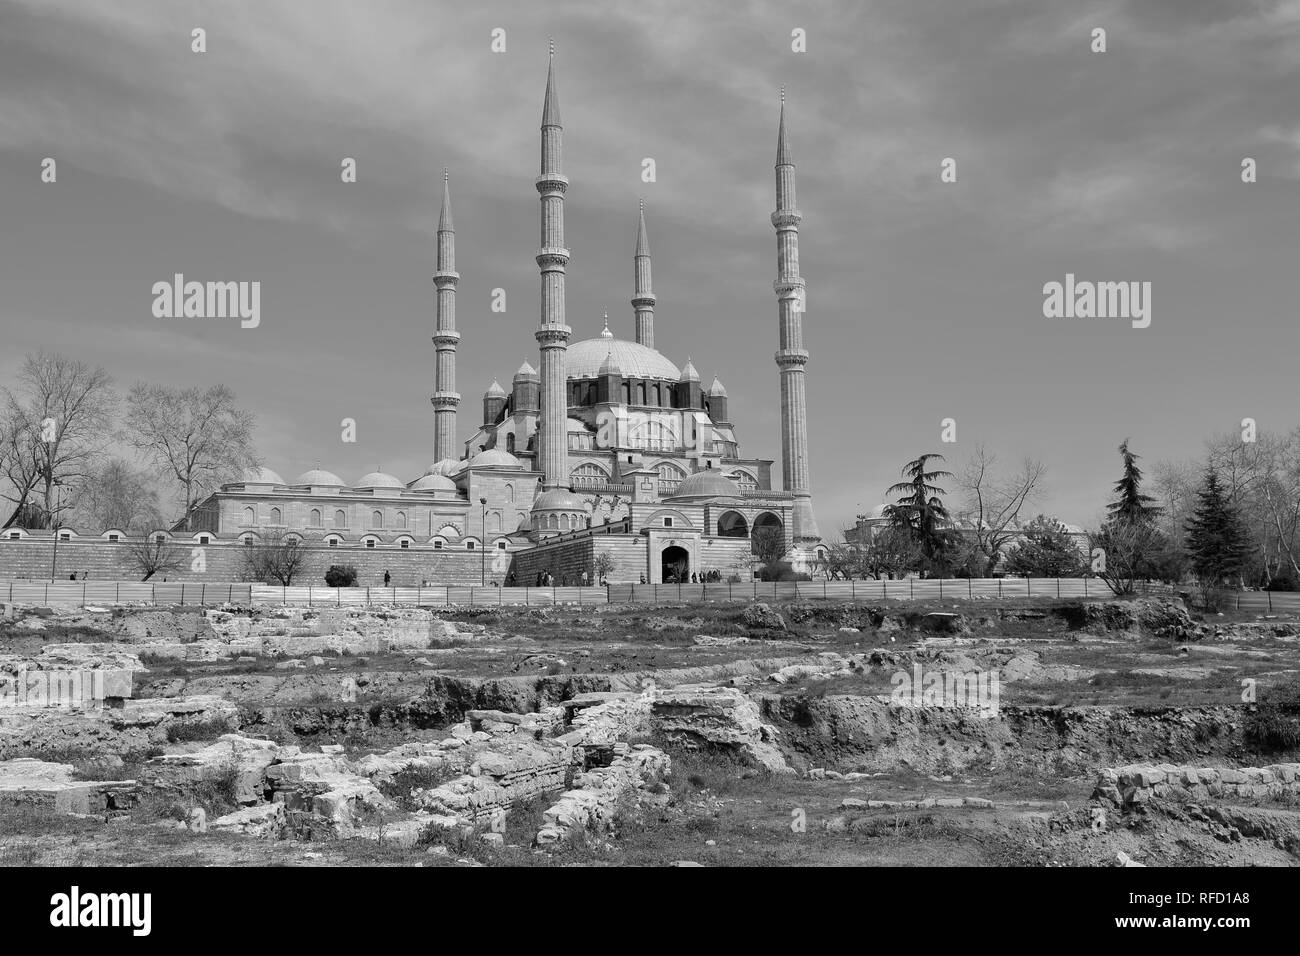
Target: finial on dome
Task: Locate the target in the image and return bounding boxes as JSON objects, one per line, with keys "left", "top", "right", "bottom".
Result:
{"left": 548, "top": 35, "right": 554, "bottom": 58}
{"left": 443, "top": 166, "right": 448, "bottom": 183}
{"left": 600, "top": 312, "right": 613, "bottom": 338}
{"left": 781, "top": 85, "right": 785, "bottom": 104}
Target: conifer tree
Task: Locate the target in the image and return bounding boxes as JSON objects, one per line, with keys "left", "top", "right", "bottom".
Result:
{"left": 1185, "top": 469, "right": 1249, "bottom": 585}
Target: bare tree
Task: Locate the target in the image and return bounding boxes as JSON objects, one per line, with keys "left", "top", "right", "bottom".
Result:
{"left": 123, "top": 383, "right": 259, "bottom": 529}
{"left": 125, "top": 536, "right": 187, "bottom": 582}
{"left": 66, "top": 458, "right": 165, "bottom": 533}
{"left": 239, "top": 534, "right": 309, "bottom": 585}
{"left": 750, "top": 526, "right": 788, "bottom": 580}
{"left": 861, "top": 526, "right": 923, "bottom": 580}
{"left": 0, "top": 406, "right": 43, "bottom": 528}
{"left": 2, "top": 353, "right": 115, "bottom": 527}
{"left": 822, "top": 540, "right": 862, "bottom": 580}
{"left": 956, "top": 445, "right": 1046, "bottom": 576}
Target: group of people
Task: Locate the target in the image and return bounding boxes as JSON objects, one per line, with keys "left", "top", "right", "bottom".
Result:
{"left": 661, "top": 569, "right": 725, "bottom": 584}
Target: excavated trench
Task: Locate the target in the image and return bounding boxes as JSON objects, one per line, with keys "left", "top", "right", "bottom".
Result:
{"left": 764, "top": 694, "right": 1300, "bottom": 774}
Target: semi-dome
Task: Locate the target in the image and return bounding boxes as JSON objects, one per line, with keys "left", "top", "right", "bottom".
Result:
{"left": 241, "top": 466, "right": 285, "bottom": 485}
{"left": 532, "top": 489, "right": 588, "bottom": 512}
{"left": 354, "top": 471, "right": 404, "bottom": 489}
{"left": 667, "top": 470, "right": 740, "bottom": 499}
{"left": 295, "top": 468, "right": 345, "bottom": 487}
{"left": 566, "top": 336, "right": 682, "bottom": 381}
{"left": 469, "top": 448, "right": 522, "bottom": 469}
{"left": 408, "top": 474, "right": 458, "bottom": 493}
{"left": 426, "top": 458, "right": 464, "bottom": 477}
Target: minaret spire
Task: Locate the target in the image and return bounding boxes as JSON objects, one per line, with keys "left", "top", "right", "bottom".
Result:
{"left": 632, "top": 199, "right": 655, "bottom": 348}
{"left": 771, "top": 89, "right": 820, "bottom": 543}
{"left": 431, "top": 166, "right": 461, "bottom": 464}
{"left": 534, "top": 44, "right": 572, "bottom": 494}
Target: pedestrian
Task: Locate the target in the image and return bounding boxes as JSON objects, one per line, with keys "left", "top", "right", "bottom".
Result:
{"left": 383, "top": 570, "right": 391, "bottom": 587}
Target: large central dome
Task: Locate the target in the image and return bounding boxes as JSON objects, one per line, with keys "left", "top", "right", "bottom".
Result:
{"left": 567, "top": 336, "right": 681, "bottom": 382}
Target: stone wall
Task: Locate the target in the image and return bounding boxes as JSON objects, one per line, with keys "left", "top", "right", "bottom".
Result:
{"left": 509, "top": 532, "right": 758, "bottom": 586}
{"left": 0, "top": 537, "right": 509, "bottom": 587}
{"left": 1093, "top": 763, "right": 1300, "bottom": 807}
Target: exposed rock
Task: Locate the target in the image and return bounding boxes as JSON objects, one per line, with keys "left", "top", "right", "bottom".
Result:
{"left": 0, "top": 757, "right": 136, "bottom": 814}
{"left": 741, "top": 603, "right": 786, "bottom": 632}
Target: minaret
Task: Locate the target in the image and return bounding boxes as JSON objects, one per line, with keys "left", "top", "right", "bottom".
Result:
{"left": 632, "top": 199, "right": 655, "bottom": 348}
{"left": 431, "top": 168, "right": 461, "bottom": 463}
{"left": 772, "top": 89, "right": 820, "bottom": 542}
{"left": 535, "top": 42, "right": 572, "bottom": 492}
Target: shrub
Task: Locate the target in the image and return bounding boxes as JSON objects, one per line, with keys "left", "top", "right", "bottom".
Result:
{"left": 325, "top": 565, "right": 359, "bottom": 587}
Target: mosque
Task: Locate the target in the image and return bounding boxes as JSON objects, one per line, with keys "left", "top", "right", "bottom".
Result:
{"left": 189, "top": 51, "right": 825, "bottom": 584}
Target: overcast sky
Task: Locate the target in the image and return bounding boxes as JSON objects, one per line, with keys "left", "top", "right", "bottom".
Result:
{"left": 2, "top": 0, "right": 1298, "bottom": 534}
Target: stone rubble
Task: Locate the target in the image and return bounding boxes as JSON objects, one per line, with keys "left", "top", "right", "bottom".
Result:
{"left": 1092, "top": 763, "right": 1300, "bottom": 808}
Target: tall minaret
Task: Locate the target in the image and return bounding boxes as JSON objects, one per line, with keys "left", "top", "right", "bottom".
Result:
{"left": 535, "top": 42, "right": 572, "bottom": 492}
{"left": 772, "top": 89, "right": 820, "bottom": 542}
{"left": 431, "top": 168, "right": 461, "bottom": 464}
{"left": 632, "top": 199, "right": 655, "bottom": 348}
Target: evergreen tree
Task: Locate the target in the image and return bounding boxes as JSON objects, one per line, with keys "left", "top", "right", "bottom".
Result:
{"left": 1107, "top": 439, "right": 1162, "bottom": 525}
{"left": 884, "top": 454, "right": 958, "bottom": 573}
{"left": 1185, "top": 469, "right": 1249, "bottom": 585}
{"left": 1005, "top": 515, "right": 1087, "bottom": 577}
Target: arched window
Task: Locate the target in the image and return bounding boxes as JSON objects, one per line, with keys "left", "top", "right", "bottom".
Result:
{"left": 717, "top": 511, "right": 749, "bottom": 538}
{"left": 334, "top": 509, "right": 347, "bottom": 528}
{"left": 635, "top": 382, "right": 646, "bottom": 405}
{"left": 395, "top": 511, "right": 407, "bottom": 529}
{"left": 505, "top": 482, "right": 514, "bottom": 503}
{"left": 506, "top": 433, "right": 516, "bottom": 453}
{"left": 570, "top": 462, "right": 609, "bottom": 489}
{"left": 309, "top": 508, "right": 322, "bottom": 527}
{"left": 651, "top": 383, "right": 661, "bottom": 406}
{"left": 621, "top": 382, "right": 631, "bottom": 404}
{"left": 560, "top": 514, "right": 571, "bottom": 531}
{"left": 728, "top": 470, "right": 759, "bottom": 492}
{"left": 270, "top": 507, "right": 282, "bottom": 525}
{"left": 371, "top": 510, "right": 383, "bottom": 528}
{"left": 242, "top": 506, "right": 255, "bottom": 525}
{"left": 656, "top": 461, "right": 687, "bottom": 495}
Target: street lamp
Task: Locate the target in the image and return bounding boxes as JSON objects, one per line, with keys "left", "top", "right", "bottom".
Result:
{"left": 49, "top": 483, "right": 62, "bottom": 580}
{"left": 479, "top": 497, "right": 487, "bottom": 586}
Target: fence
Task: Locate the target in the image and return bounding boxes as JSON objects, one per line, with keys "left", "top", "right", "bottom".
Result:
{"left": 3, "top": 577, "right": 1298, "bottom": 611}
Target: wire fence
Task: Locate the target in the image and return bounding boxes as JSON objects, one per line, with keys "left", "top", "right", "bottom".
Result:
{"left": 2, "top": 577, "right": 1297, "bottom": 611}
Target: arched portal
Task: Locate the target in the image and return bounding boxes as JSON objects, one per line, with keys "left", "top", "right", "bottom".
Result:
{"left": 717, "top": 510, "right": 749, "bottom": 538}
{"left": 750, "top": 512, "right": 784, "bottom": 555}
{"left": 661, "top": 545, "right": 690, "bottom": 584}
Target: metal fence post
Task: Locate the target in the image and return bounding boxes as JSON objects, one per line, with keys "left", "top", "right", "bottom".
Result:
{"left": 180, "top": 583, "right": 185, "bottom": 604}
{"left": 939, "top": 578, "right": 943, "bottom": 599}
{"left": 909, "top": 578, "right": 914, "bottom": 600}
{"left": 1056, "top": 578, "right": 1060, "bottom": 598}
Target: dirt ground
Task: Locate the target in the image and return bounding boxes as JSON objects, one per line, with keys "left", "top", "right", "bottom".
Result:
{"left": 3, "top": 596, "right": 1299, "bottom": 867}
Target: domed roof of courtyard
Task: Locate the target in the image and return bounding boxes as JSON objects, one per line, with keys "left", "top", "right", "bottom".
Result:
{"left": 407, "top": 474, "right": 458, "bottom": 493}
{"left": 666, "top": 470, "right": 740, "bottom": 500}
{"left": 567, "top": 335, "right": 682, "bottom": 382}
{"left": 294, "top": 468, "right": 345, "bottom": 487}
{"left": 241, "top": 466, "right": 285, "bottom": 485}
{"left": 468, "top": 448, "right": 522, "bottom": 469}
{"left": 354, "top": 471, "right": 404, "bottom": 489}
{"left": 531, "top": 488, "right": 588, "bottom": 512}
{"left": 425, "top": 458, "right": 464, "bottom": 477}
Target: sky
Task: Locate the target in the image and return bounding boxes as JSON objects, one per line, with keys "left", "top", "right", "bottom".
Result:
{"left": 1, "top": 0, "right": 1298, "bottom": 535}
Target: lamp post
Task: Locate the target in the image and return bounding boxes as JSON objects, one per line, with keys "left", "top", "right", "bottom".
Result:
{"left": 49, "top": 483, "right": 62, "bottom": 580}
{"left": 479, "top": 497, "right": 487, "bottom": 586}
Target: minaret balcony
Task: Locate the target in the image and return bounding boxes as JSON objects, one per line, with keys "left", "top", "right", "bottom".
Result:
{"left": 771, "top": 210, "right": 802, "bottom": 228}
{"left": 432, "top": 270, "right": 460, "bottom": 284}
{"left": 534, "top": 174, "right": 569, "bottom": 192}
{"left": 775, "top": 348, "right": 809, "bottom": 369}
{"left": 430, "top": 393, "right": 461, "bottom": 408}
{"left": 430, "top": 330, "right": 461, "bottom": 346}
{"left": 535, "top": 249, "right": 570, "bottom": 269}
{"left": 535, "top": 324, "right": 573, "bottom": 346}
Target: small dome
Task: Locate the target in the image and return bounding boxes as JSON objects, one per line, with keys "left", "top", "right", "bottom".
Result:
{"left": 354, "top": 471, "right": 404, "bottom": 489}
{"left": 860, "top": 504, "right": 890, "bottom": 520}
{"left": 469, "top": 448, "right": 522, "bottom": 469}
{"left": 408, "top": 474, "right": 458, "bottom": 493}
{"left": 679, "top": 358, "right": 700, "bottom": 383}
{"left": 667, "top": 470, "right": 740, "bottom": 499}
{"left": 426, "top": 458, "right": 465, "bottom": 477}
{"left": 707, "top": 377, "right": 727, "bottom": 397}
{"left": 295, "top": 468, "right": 345, "bottom": 487}
{"left": 241, "top": 466, "right": 285, "bottom": 485}
{"left": 532, "top": 489, "right": 588, "bottom": 513}
{"left": 514, "top": 512, "right": 533, "bottom": 532}
{"left": 484, "top": 380, "right": 506, "bottom": 398}
{"left": 514, "top": 361, "right": 538, "bottom": 380}
{"left": 567, "top": 417, "right": 591, "bottom": 432}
